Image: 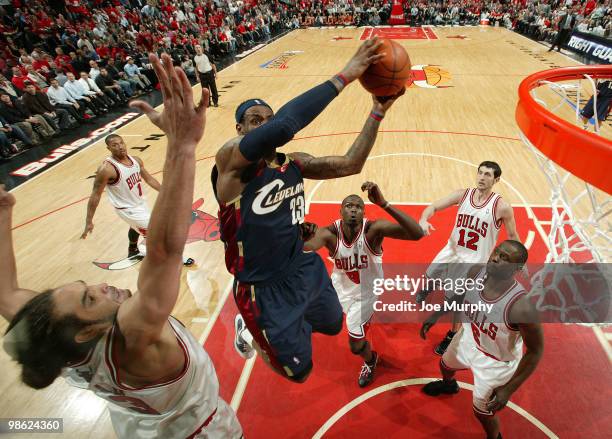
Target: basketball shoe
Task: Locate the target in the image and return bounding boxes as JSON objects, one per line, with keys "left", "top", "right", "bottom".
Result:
{"left": 234, "top": 314, "right": 255, "bottom": 359}
{"left": 358, "top": 351, "right": 378, "bottom": 387}
{"left": 422, "top": 378, "right": 459, "bottom": 396}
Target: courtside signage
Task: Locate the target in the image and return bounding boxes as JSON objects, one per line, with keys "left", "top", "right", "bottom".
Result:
{"left": 259, "top": 51, "right": 303, "bottom": 69}
{"left": 567, "top": 31, "right": 612, "bottom": 64}
{"left": 10, "top": 112, "right": 140, "bottom": 177}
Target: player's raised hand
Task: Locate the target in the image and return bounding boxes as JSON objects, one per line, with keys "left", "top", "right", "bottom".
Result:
{"left": 299, "top": 222, "right": 318, "bottom": 242}
{"left": 81, "top": 221, "right": 94, "bottom": 239}
{"left": 372, "top": 87, "right": 405, "bottom": 115}
{"left": 0, "top": 184, "right": 16, "bottom": 210}
{"left": 340, "top": 37, "right": 385, "bottom": 83}
{"left": 129, "top": 53, "right": 209, "bottom": 146}
{"left": 420, "top": 314, "right": 438, "bottom": 340}
{"left": 361, "top": 181, "right": 387, "bottom": 207}
{"left": 419, "top": 220, "right": 435, "bottom": 235}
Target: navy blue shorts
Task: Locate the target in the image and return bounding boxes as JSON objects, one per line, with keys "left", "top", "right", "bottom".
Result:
{"left": 581, "top": 95, "right": 612, "bottom": 122}
{"left": 234, "top": 251, "right": 342, "bottom": 378}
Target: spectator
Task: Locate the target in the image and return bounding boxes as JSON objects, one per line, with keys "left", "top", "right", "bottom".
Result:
{"left": 63, "top": 72, "right": 109, "bottom": 116}
{"left": 25, "top": 65, "right": 49, "bottom": 89}
{"left": 0, "top": 128, "right": 19, "bottom": 159}
{"left": 0, "top": 92, "right": 57, "bottom": 139}
{"left": 47, "top": 78, "right": 90, "bottom": 123}
{"left": 1, "top": 115, "right": 35, "bottom": 152}
{"left": 95, "top": 68, "right": 129, "bottom": 103}
{"left": 21, "top": 84, "right": 75, "bottom": 131}
{"left": 0, "top": 74, "right": 20, "bottom": 98}
{"left": 79, "top": 72, "right": 117, "bottom": 108}
{"left": 89, "top": 60, "right": 102, "bottom": 80}
{"left": 104, "top": 58, "right": 135, "bottom": 97}
{"left": 123, "top": 56, "right": 153, "bottom": 90}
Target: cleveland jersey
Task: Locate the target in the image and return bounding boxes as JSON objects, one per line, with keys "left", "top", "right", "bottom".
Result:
{"left": 63, "top": 317, "right": 223, "bottom": 438}
{"left": 105, "top": 155, "right": 147, "bottom": 210}
{"left": 446, "top": 188, "right": 503, "bottom": 263}
{"left": 461, "top": 269, "right": 526, "bottom": 362}
{"left": 213, "top": 153, "right": 306, "bottom": 284}
{"left": 330, "top": 219, "right": 384, "bottom": 299}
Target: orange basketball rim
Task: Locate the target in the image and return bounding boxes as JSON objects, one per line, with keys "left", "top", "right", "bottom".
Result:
{"left": 515, "top": 65, "right": 612, "bottom": 195}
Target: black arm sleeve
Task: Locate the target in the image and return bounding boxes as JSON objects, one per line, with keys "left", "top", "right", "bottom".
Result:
{"left": 238, "top": 80, "right": 339, "bottom": 162}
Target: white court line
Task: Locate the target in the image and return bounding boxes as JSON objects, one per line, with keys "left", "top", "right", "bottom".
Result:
{"left": 312, "top": 378, "right": 559, "bottom": 438}
{"left": 592, "top": 326, "right": 612, "bottom": 363}
{"left": 524, "top": 230, "right": 535, "bottom": 250}
{"left": 604, "top": 331, "right": 612, "bottom": 341}
{"left": 230, "top": 356, "right": 256, "bottom": 412}
{"left": 190, "top": 317, "right": 209, "bottom": 324}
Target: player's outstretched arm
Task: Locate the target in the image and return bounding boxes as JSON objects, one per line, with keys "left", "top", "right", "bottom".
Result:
{"left": 419, "top": 264, "right": 479, "bottom": 339}
{"left": 497, "top": 199, "right": 519, "bottom": 241}
{"left": 117, "top": 54, "right": 208, "bottom": 348}
{"left": 303, "top": 225, "right": 336, "bottom": 253}
{"left": 216, "top": 38, "right": 385, "bottom": 174}
{"left": 419, "top": 189, "right": 465, "bottom": 235}
{"left": 0, "top": 185, "right": 37, "bottom": 321}
{"left": 134, "top": 156, "right": 161, "bottom": 192}
{"left": 362, "top": 181, "right": 423, "bottom": 241}
{"left": 290, "top": 91, "right": 403, "bottom": 180}
{"left": 81, "top": 163, "right": 113, "bottom": 239}
{"left": 486, "top": 297, "right": 543, "bottom": 412}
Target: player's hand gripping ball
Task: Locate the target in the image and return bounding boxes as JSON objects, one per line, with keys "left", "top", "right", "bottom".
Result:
{"left": 359, "top": 39, "right": 411, "bottom": 97}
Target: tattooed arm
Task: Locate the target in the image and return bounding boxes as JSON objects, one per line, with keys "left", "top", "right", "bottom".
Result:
{"left": 289, "top": 92, "right": 404, "bottom": 180}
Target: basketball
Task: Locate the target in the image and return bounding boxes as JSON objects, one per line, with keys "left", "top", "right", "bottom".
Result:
{"left": 359, "top": 39, "right": 411, "bottom": 97}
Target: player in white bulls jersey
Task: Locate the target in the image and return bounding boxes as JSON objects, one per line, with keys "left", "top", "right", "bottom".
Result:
{"left": 420, "top": 240, "right": 543, "bottom": 439}
{"left": 304, "top": 182, "right": 423, "bottom": 387}
{"left": 81, "top": 134, "right": 194, "bottom": 265}
{"left": 0, "top": 54, "right": 241, "bottom": 438}
{"left": 417, "top": 161, "right": 519, "bottom": 355}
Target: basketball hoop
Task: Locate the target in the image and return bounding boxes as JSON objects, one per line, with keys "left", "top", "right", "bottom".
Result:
{"left": 515, "top": 66, "right": 612, "bottom": 325}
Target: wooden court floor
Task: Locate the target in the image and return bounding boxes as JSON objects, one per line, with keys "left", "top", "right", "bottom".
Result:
{"left": 1, "top": 27, "right": 609, "bottom": 438}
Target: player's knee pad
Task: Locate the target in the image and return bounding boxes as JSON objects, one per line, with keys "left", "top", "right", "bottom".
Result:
{"left": 349, "top": 339, "right": 369, "bottom": 355}
{"left": 315, "top": 317, "right": 343, "bottom": 336}
{"left": 285, "top": 361, "right": 313, "bottom": 384}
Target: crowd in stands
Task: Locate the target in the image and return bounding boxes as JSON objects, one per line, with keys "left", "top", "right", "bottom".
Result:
{"left": 0, "top": 0, "right": 610, "bottom": 159}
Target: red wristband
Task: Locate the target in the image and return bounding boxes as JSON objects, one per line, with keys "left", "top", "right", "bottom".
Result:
{"left": 335, "top": 73, "right": 349, "bottom": 87}
{"left": 370, "top": 111, "right": 384, "bottom": 121}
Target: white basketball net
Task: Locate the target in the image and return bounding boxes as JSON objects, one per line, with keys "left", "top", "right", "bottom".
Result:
{"left": 521, "top": 75, "right": 612, "bottom": 325}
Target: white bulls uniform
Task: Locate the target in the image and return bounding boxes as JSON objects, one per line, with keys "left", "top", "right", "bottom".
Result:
{"left": 63, "top": 317, "right": 242, "bottom": 438}
{"left": 441, "top": 268, "right": 526, "bottom": 416}
{"left": 105, "top": 155, "right": 150, "bottom": 235}
{"left": 427, "top": 188, "right": 503, "bottom": 295}
{"left": 330, "top": 219, "right": 384, "bottom": 339}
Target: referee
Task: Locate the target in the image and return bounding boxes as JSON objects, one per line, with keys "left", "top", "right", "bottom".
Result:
{"left": 194, "top": 45, "right": 218, "bottom": 107}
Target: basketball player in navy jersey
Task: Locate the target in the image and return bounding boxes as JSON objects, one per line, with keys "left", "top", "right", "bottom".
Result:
{"left": 303, "top": 182, "right": 423, "bottom": 387}
{"left": 212, "top": 38, "right": 405, "bottom": 383}
{"left": 1, "top": 54, "right": 242, "bottom": 438}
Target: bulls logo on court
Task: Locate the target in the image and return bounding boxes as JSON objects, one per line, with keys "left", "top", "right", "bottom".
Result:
{"left": 408, "top": 65, "right": 452, "bottom": 89}
{"left": 93, "top": 198, "right": 220, "bottom": 270}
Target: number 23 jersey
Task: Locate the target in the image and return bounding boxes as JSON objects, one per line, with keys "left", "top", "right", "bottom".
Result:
{"left": 215, "top": 153, "right": 306, "bottom": 284}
